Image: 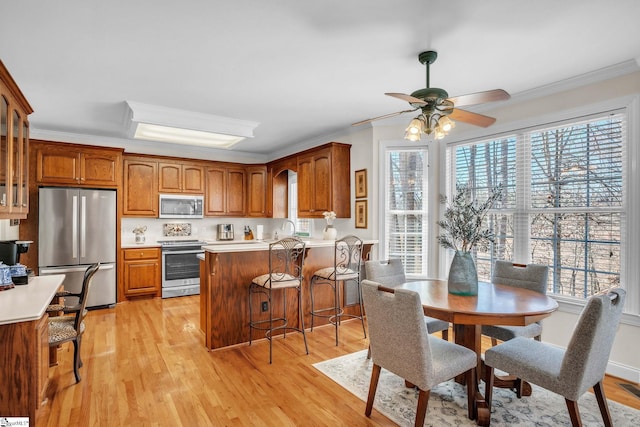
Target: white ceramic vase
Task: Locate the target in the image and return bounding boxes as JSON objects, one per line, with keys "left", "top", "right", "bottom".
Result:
{"left": 323, "top": 225, "right": 337, "bottom": 240}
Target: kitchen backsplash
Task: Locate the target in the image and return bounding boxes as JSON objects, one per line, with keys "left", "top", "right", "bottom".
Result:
{"left": 163, "top": 223, "right": 192, "bottom": 237}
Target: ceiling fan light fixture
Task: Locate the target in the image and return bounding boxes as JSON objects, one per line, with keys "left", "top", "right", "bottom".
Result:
{"left": 439, "top": 116, "right": 455, "bottom": 132}
{"left": 406, "top": 117, "right": 424, "bottom": 135}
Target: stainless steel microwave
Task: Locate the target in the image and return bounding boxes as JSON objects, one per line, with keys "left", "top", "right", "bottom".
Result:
{"left": 159, "top": 194, "right": 204, "bottom": 218}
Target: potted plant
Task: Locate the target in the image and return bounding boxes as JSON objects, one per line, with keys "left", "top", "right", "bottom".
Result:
{"left": 437, "top": 183, "right": 503, "bottom": 295}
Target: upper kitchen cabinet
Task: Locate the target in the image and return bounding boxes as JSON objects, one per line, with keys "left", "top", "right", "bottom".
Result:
{"left": 205, "top": 164, "right": 246, "bottom": 216}
{"left": 123, "top": 156, "right": 158, "bottom": 216}
{"left": 34, "top": 141, "right": 122, "bottom": 187}
{"left": 158, "top": 161, "right": 204, "bottom": 194}
{"left": 296, "top": 142, "right": 351, "bottom": 218}
{"left": 267, "top": 156, "right": 297, "bottom": 219}
{"left": 246, "top": 165, "right": 269, "bottom": 217}
{"left": 0, "top": 61, "right": 33, "bottom": 219}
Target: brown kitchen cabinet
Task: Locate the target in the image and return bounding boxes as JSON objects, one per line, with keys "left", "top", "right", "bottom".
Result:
{"left": 296, "top": 142, "right": 351, "bottom": 218}
{"left": 158, "top": 161, "right": 204, "bottom": 194}
{"left": 246, "top": 165, "right": 268, "bottom": 217}
{"left": 121, "top": 247, "right": 161, "bottom": 297}
{"left": 0, "top": 60, "right": 32, "bottom": 219}
{"left": 34, "top": 142, "right": 122, "bottom": 187}
{"left": 123, "top": 156, "right": 158, "bottom": 216}
{"left": 205, "top": 164, "right": 246, "bottom": 216}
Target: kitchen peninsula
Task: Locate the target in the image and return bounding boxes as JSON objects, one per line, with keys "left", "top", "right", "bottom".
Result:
{"left": 200, "top": 239, "right": 376, "bottom": 350}
{"left": 0, "top": 275, "right": 66, "bottom": 425}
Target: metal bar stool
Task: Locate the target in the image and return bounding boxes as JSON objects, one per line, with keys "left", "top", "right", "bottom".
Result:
{"left": 309, "top": 235, "right": 366, "bottom": 345}
{"left": 248, "top": 237, "right": 308, "bottom": 364}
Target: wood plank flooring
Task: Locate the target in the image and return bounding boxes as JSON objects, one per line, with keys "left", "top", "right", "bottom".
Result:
{"left": 40, "top": 295, "right": 639, "bottom": 426}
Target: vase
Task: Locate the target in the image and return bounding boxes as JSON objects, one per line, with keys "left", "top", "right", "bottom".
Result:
{"left": 135, "top": 234, "right": 146, "bottom": 244}
{"left": 323, "top": 225, "right": 337, "bottom": 240}
{"left": 448, "top": 251, "right": 478, "bottom": 296}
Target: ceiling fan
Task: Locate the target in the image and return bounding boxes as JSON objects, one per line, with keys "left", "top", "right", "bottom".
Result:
{"left": 352, "top": 51, "right": 510, "bottom": 140}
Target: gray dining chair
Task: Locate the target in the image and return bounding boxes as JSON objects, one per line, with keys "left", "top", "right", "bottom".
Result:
{"left": 361, "top": 280, "right": 477, "bottom": 426}
{"left": 484, "top": 287, "right": 626, "bottom": 427}
{"left": 482, "top": 261, "right": 549, "bottom": 345}
{"left": 365, "top": 259, "right": 450, "bottom": 341}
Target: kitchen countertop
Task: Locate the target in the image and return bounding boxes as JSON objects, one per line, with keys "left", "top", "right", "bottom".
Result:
{"left": 203, "top": 238, "right": 377, "bottom": 253}
{"left": 0, "top": 274, "right": 66, "bottom": 325}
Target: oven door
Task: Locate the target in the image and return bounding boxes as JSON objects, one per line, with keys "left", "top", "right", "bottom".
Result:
{"left": 161, "top": 248, "right": 203, "bottom": 289}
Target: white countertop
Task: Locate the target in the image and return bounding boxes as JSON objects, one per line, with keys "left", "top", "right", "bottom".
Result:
{"left": 0, "top": 274, "right": 65, "bottom": 325}
{"left": 203, "top": 238, "right": 378, "bottom": 253}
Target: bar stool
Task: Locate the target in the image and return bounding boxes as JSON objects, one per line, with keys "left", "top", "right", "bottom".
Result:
{"left": 309, "top": 235, "right": 366, "bottom": 345}
{"left": 248, "top": 237, "right": 308, "bottom": 364}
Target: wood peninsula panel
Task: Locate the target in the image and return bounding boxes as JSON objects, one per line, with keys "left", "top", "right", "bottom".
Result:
{"left": 0, "top": 315, "right": 48, "bottom": 424}
{"left": 202, "top": 244, "right": 372, "bottom": 350}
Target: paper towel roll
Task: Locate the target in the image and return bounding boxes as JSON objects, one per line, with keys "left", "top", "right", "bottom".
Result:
{"left": 256, "top": 225, "right": 264, "bottom": 240}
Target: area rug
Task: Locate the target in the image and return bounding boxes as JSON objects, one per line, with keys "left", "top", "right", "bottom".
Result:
{"left": 313, "top": 350, "right": 640, "bottom": 426}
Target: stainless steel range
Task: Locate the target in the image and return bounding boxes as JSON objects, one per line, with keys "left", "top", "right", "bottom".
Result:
{"left": 159, "top": 239, "right": 205, "bottom": 298}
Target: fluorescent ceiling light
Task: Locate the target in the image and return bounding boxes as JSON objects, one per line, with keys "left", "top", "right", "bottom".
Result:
{"left": 125, "top": 101, "right": 259, "bottom": 149}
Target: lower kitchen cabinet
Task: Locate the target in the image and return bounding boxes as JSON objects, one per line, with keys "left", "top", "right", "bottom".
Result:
{"left": 121, "top": 248, "right": 161, "bottom": 297}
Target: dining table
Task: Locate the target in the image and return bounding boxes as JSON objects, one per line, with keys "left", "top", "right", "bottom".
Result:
{"left": 396, "top": 280, "right": 559, "bottom": 425}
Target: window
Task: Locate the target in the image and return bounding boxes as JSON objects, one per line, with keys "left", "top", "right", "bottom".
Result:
{"left": 383, "top": 146, "right": 428, "bottom": 276}
{"left": 448, "top": 111, "right": 625, "bottom": 301}
{"left": 288, "top": 171, "right": 310, "bottom": 236}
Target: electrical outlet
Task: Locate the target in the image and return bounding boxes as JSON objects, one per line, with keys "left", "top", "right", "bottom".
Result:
{"left": 261, "top": 301, "right": 268, "bottom": 312}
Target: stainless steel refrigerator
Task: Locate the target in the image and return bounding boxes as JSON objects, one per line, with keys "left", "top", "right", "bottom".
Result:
{"left": 38, "top": 187, "right": 116, "bottom": 308}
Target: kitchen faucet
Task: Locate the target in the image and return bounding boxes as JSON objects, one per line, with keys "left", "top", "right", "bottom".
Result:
{"left": 281, "top": 219, "right": 296, "bottom": 237}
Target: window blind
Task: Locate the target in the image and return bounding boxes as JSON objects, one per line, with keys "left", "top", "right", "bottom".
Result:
{"left": 384, "top": 147, "right": 428, "bottom": 275}
{"left": 447, "top": 110, "right": 626, "bottom": 300}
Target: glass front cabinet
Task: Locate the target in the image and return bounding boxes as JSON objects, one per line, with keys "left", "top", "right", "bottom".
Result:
{"left": 0, "top": 61, "right": 33, "bottom": 219}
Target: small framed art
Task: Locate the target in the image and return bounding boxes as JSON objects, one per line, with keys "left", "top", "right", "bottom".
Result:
{"left": 355, "top": 200, "right": 368, "bottom": 228}
{"left": 355, "top": 169, "right": 367, "bottom": 199}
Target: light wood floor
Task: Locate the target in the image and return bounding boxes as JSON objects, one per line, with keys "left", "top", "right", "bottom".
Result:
{"left": 40, "top": 295, "right": 639, "bottom": 426}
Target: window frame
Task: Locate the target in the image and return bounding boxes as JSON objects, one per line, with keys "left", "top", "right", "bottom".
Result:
{"left": 441, "top": 95, "right": 640, "bottom": 320}
{"left": 378, "top": 140, "right": 437, "bottom": 279}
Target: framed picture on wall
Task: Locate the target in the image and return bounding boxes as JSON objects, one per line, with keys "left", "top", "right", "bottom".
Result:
{"left": 355, "top": 200, "right": 368, "bottom": 228}
{"left": 355, "top": 169, "right": 367, "bottom": 199}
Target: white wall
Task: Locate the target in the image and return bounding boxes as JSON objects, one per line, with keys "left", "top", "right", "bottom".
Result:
{"left": 0, "top": 219, "right": 20, "bottom": 241}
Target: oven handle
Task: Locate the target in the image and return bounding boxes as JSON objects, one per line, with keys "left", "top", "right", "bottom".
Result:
{"left": 162, "top": 249, "right": 205, "bottom": 255}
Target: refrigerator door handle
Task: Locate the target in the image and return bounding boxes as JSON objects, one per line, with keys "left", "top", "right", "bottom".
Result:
{"left": 72, "top": 195, "right": 78, "bottom": 259}
{"left": 39, "top": 264, "right": 114, "bottom": 275}
{"left": 80, "top": 195, "right": 87, "bottom": 258}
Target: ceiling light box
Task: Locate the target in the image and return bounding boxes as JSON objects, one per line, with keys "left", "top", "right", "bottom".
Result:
{"left": 124, "top": 101, "right": 259, "bottom": 149}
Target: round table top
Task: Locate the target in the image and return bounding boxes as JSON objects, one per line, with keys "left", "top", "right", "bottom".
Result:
{"left": 396, "top": 280, "right": 559, "bottom": 326}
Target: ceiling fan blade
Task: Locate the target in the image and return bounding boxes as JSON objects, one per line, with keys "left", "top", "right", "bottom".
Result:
{"left": 351, "top": 108, "right": 419, "bottom": 126}
{"left": 447, "top": 89, "right": 510, "bottom": 107}
{"left": 385, "top": 92, "right": 427, "bottom": 105}
{"left": 449, "top": 108, "right": 497, "bottom": 128}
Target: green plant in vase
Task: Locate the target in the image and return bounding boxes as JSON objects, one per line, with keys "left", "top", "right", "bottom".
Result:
{"left": 437, "top": 183, "right": 503, "bottom": 295}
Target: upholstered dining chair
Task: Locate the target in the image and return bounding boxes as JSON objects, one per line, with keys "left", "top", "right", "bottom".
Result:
{"left": 365, "top": 259, "right": 450, "bottom": 341}
{"left": 484, "top": 287, "right": 626, "bottom": 427}
{"left": 48, "top": 262, "right": 100, "bottom": 383}
{"left": 248, "top": 237, "right": 308, "bottom": 364}
{"left": 309, "top": 235, "right": 366, "bottom": 346}
{"left": 361, "top": 280, "right": 477, "bottom": 426}
{"left": 482, "top": 261, "right": 549, "bottom": 346}
{"left": 46, "top": 264, "right": 98, "bottom": 314}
